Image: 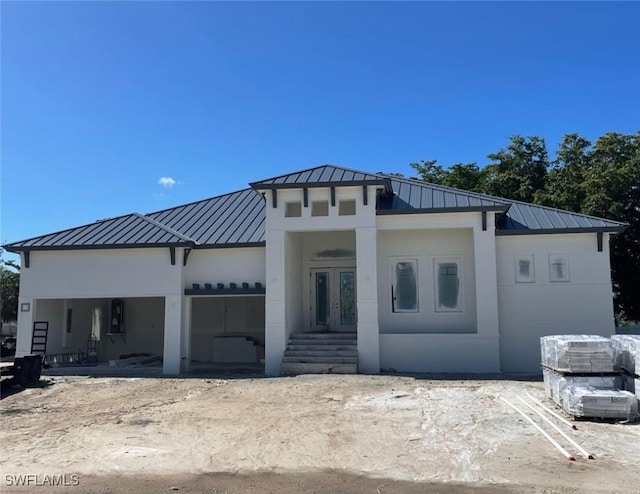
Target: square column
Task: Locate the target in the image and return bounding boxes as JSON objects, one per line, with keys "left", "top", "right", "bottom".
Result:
{"left": 15, "top": 297, "right": 36, "bottom": 357}
{"left": 163, "top": 294, "right": 183, "bottom": 374}
{"left": 356, "top": 227, "right": 380, "bottom": 373}
{"left": 473, "top": 222, "right": 500, "bottom": 338}
{"left": 265, "top": 229, "right": 287, "bottom": 375}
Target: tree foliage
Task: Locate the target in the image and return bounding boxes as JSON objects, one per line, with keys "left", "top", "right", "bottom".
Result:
{"left": 410, "top": 132, "right": 640, "bottom": 322}
{"left": 1, "top": 251, "right": 20, "bottom": 323}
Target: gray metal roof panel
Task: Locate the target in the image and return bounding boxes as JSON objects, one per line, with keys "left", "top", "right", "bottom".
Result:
{"left": 145, "top": 188, "right": 267, "bottom": 247}
{"left": 250, "top": 164, "right": 390, "bottom": 189}
{"left": 4, "top": 214, "right": 194, "bottom": 251}
{"left": 499, "top": 202, "right": 626, "bottom": 233}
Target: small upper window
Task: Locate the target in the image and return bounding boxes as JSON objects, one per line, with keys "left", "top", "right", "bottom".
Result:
{"left": 391, "top": 259, "right": 418, "bottom": 312}
{"left": 338, "top": 199, "right": 356, "bottom": 216}
{"left": 549, "top": 254, "right": 570, "bottom": 282}
{"left": 435, "top": 258, "right": 462, "bottom": 312}
{"left": 311, "top": 201, "right": 329, "bottom": 217}
{"left": 285, "top": 202, "right": 302, "bottom": 217}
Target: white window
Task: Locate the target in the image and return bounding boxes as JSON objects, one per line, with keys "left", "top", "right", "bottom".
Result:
{"left": 338, "top": 199, "right": 356, "bottom": 216}
{"left": 311, "top": 200, "right": 329, "bottom": 217}
{"left": 515, "top": 255, "right": 535, "bottom": 283}
{"left": 549, "top": 254, "right": 570, "bottom": 282}
{"left": 434, "top": 258, "right": 462, "bottom": 312}
{"left": 285, "top": 201, "right": 302, "bottom": 217}
{"left": 390, "top": 259, "right": 418, "bottom": 312}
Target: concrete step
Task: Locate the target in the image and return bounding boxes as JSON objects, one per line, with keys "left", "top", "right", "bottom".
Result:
{"left": 281, "top": 362, "right": 358, "bottom": 375}
{"left": 286, "top": 344, "right": 357, "bottom": 352}
{"left": 282, "top": 356, "right": 358, "bottom": 364}
{"left": 290, "top": 333, "right": 357, "bottom": 340}
{"left": 288, "top": 339, "right": 357, "bottom": 346}
{"left": 284, "top": 350, "right": 358, "bottom": 357}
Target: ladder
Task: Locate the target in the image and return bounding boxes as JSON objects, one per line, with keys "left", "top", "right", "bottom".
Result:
{"left": 31, "top": 321, "right": 49, "bottom": 355}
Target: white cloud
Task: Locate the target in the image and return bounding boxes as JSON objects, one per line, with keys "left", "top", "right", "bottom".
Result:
{"left": 158, "top": 176, "right": 177, "bottom": 188}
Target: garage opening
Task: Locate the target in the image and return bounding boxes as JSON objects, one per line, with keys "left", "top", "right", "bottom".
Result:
{"left": 35, "top": 297, "right": 165, "bottom": 373}
{"left": 190, "top": 296, "right": 265, "bottom": 370}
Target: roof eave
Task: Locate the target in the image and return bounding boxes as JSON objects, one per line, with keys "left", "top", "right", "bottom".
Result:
{"left": 250, "top": 179, "right": 391, "bottom": 191}
{"left": 2, "top": 241, "right": 196, "bottom": 253}
{"left": 376, "top": 205, "right": 510, "bottom": 216}
{"left": 495, "top": 226, "right": 628, "bottom": 236}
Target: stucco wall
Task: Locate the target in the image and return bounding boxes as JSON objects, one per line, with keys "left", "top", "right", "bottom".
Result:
{"left": 183, "top": 247, "right": 266, "bottom": 288}
{"left": 496, "top": 233, "right": 616, "bottom": 373}
{"left": 379, "top": 334, "right": 500, "bottom": 373}
{"left": 20, "top": 248, "right": 181, "bottom": 298}
{"left": 376, "top": 228, "right": 477, "bottom": 334}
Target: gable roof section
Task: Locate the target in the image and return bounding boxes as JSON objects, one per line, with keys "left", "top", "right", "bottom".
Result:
{"left": 3, "top": 213, "right": 196, "bottom": 251}
{"left": 496, "top": 202, "right": 627, "bottom": 235}
{"left": 379, "top": 175, "right": 510, "bottom": 214}
{"left": 145, "top": 188, "right": 266, "bottom": 247}
{"left": 250, "top": 164, "right": 391, "bottom": 190}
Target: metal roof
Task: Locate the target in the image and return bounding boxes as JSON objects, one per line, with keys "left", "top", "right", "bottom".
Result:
{"left": 3, "top": 165, "right": 627, "bottom": 252}
{"left": 250, "top": 164, "right": 391, "bottom": 190}
{"left": 379, "top": 175, "right": 511, "bottom": 214}
{"left": 4, "top": 213, "right": 196, "bottom": 251}
{"left": 496, "top": 202, "right": 627, "bottom": 235}
{"left": 146, "top": 188, "right": 266, "bottom": 247}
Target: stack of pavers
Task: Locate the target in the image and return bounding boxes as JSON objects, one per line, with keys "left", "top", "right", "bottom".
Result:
{"left": 611, "top": 335, "right": 640, "bottom": 400}
{"left": 541, "top": 335, "right": 638, "bottom": 420}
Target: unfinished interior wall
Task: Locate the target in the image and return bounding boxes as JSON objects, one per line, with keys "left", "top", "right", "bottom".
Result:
{"left": 34, "top": 299, "right": 64, "bottom": 355}
{"left": 190, "top": 296, "right": 265, "bottom": 363}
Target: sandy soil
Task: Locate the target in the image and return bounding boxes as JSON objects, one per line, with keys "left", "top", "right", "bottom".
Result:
{"left": 1, "top": 374, "right": 639, "bottom": 493}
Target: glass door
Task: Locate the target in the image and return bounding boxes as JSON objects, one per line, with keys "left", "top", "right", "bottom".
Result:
{"left": 310, "top": 268, "right": 356, "bottom": 332}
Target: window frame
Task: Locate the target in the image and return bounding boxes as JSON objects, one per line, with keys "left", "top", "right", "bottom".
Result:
{"left": 338, "top": 199, "right": 356, "bottom": 216}
{"left": 389, "top": 258, "right": 419, "bottom": 313}
{"left": 311, "top": 200, "right": 329, "bottom": 217}
{"left": 433, "top": 257, "right": 463, "bottom": 313}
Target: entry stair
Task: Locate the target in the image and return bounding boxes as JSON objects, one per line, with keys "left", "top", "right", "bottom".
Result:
{"left": 281, "top": 332, "right": 358, "bottom": 374}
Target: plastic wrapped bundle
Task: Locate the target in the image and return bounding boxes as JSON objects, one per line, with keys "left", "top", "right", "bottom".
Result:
{"left": 540, "top": 335, "right": 614, "bottom": 373}
{"left": 611, "top": 335, "right": 640, "bottom": 375}
{"left": 542, "top": 368, "right": 620, "bottom": 405}
{"left": 562, "top": 386, "right": 638, "bottom": 419}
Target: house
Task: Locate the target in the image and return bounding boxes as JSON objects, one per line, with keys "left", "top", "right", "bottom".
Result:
{"left": 4, "top": 165, "right": 627, "bottom": 375}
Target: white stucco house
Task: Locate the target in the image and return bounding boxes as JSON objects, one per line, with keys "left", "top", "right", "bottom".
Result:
{"left": 5, "top": 165, "right": 627, "bottom": 375}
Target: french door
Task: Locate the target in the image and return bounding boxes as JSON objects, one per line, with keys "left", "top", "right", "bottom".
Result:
{"left": 310, "top": 268, "right": 356, "bottom": 332}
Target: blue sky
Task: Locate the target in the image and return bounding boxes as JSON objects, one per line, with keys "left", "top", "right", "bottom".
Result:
{"left": 2, "top": 1, "right": 639, "bottom": 261}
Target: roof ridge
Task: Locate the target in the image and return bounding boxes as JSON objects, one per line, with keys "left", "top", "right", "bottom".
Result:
{"left": 132, "top": 213, "right": 198, "bottom": 244}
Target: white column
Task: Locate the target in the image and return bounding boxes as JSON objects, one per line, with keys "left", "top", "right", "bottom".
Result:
{"left": 181, "top": 295, "right": 192, "bottom": 373}
{"left": 265, "top": 229, "right": 287, "bottom": 375}
{"left": 473, "top": 221, "right": 500, "bottom": 338}
{"left": 356, "top": 227, "right": 380, "bottom": 373}
{"left": 163, "top": 294, "right": 183, "bottom": 374}
{"left": 16, "top": 297, "right": 36, "bottom": 357}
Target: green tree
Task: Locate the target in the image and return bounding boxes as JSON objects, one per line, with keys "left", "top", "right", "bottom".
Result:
{"left": 1, "top": 253, "right": 20, "bottom": 323}
{"left": 408, "top": 131, "right": 640, "bottom": 322}
{"left": 484, "top": 135, "right": 550, "bottom": 203}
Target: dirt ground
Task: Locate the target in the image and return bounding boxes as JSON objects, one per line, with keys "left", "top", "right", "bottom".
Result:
{"left": 1, "top": 374, "right": 639, "bottom": 493}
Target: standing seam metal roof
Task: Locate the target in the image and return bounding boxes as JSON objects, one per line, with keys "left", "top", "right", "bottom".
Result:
{"left": 3, "top": 165, "right": 627, "bottom": 251}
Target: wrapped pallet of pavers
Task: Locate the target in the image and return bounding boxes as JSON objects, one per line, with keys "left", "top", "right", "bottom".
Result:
{"left": 562, "top": 386, "right": 638, "bottom": 420}
{"left": 541, "top": 335, "right": 615, "bottom": 373}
